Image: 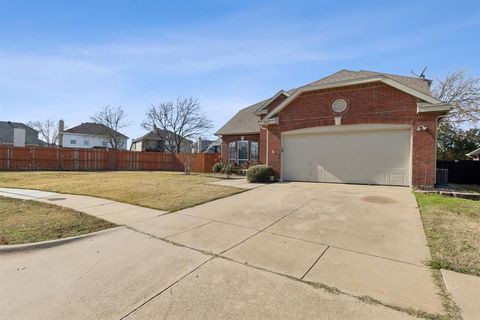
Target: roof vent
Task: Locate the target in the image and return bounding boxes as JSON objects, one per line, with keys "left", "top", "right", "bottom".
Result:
{"left": 332, "top": 99, "right": 347, "bottom": 113}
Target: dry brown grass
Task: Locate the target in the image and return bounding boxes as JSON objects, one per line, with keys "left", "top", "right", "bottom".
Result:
{"left": 0, "top": 171, "right": 243, "bottom": 211}
{"left": 0, "top": 196, "right": 115, "bottom": 245}
{"left": 415, "top": 193, "right": 480, "bottom": 276}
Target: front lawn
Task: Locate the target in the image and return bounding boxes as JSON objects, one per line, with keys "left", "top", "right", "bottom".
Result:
{"left": 0, "top": 171, "right": 243, "bottom": 212}
{"left": 415, "top": 193, "right": 480, "bottom": 276}
{"left": 0, "top": 196, "right": 115, "bottom": 245}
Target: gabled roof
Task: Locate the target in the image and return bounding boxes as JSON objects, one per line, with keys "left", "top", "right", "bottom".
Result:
{"left": 64, "top": 122, "right": 128, "bottom": 139}
{"left": 0, "top": 121, "right": 38, "bottom": 133}
{"left": 254, "top": 89, "right": 294, "bottom": 115}
{"left": 215, "top": 100, "right": 267, "bottom": 135}
{"left": 263, "top": 70, "right": 447, "bottom": 121}
{"left": 132, "top": 130, "right": 193, "bottom": 144}
{"left": 306, "top": 69, "right": 432, "bottom": 95}
{"left": 216, "top": 69, "right": 450, "bottom": 136}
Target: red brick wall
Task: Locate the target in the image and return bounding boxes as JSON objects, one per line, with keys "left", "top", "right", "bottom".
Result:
{"left": 260, "top": 82, "right": 440, "bottom": 186}
{"left": 264, "top": 94, "right": 289, "bottom": 113}
{"left": 220, "top": 134, "right": 260, "bottom": 165}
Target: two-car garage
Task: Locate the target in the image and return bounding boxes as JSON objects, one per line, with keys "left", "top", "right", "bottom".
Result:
{"left": 281, "top": 124, "right": 412, "bottom": 186}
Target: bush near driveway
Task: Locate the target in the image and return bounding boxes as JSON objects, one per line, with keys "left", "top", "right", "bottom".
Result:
{"left": 415, "top": 193, "right": 480, "bottom": 276}
{"left": 246, "top": 165, "right": 275, "bottom": 183}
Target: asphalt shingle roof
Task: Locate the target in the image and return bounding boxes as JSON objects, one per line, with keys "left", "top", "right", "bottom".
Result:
{"left": 306, "top": 69, "right": 432, "bottom": 94}
{"left": 215, "top": 100, "right": 267, "bottom": 135}
{"left": 64, "top": 122, "right": 128, "bottom": 139}
{"left": 215, "top": 70, "right": 434, "bottom": 136}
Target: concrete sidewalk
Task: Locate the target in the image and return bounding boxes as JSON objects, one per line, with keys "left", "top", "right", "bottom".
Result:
{"left": 442, "top": 269, "right": 480, "bottom": 320}
{"left": 0, "top": 187, "right": 167, "bottom": 225}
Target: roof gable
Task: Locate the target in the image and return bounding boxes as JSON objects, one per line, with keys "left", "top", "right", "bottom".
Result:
{"left": 215, "top": 100, "right": 266, "bottom": 136}
{"left": 132, "top": 130, "right": 193, "bottom": 144}
{"left": 0, "top": 121, "right": 38, "bottom": 133}
{"left": 264, "top": 72, "right": 446, "bottom": 120}
{"left": 64, "top": 122, "right": 128, "bottom": 139}
{"left": 216, "top": 69, "right": 449, "bottom": 135}
{"left": 306, "top": 69, "right": 432, "bottom": 95}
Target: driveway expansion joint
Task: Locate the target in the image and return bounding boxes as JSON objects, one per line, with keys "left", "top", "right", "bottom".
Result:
{"left": 218, "top": 202, "right": 309, "bottom": 255}
{"left": 265, "top": 231, "right": 428, "bottom": 269}
{"left": 301, "top": 246, "right": 329, "bottom": 280}
{"left": 164, "top": 221, "right": 215, "bottom": 239}
{"left": 118, "top": 256, "right": 215, "bottom": 320}
{"left": 123, "top": 225, "right": 439, "bottom": 320}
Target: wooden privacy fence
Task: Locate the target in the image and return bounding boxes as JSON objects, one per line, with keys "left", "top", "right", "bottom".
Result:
{"left": 437, "top": 160, "right": 480, "bottom": 185}
{"left": 0, "top": 145, "right": 220, "bottom": 173}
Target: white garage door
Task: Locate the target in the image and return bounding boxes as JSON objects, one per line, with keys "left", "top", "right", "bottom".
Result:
{"left": 282, "top": 127, "right": 411, "bottom": 186}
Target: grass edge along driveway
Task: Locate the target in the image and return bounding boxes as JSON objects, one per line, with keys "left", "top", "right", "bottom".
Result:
{"left": 0, "top": 196, "right": 116, "bottom": 245}
{"left": 415, "top": 192, "right": 480, "bottom": 277}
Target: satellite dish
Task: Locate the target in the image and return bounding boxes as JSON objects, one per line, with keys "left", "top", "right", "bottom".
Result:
{"left": 411, "top": 67, "right": 428, "bottom": 79}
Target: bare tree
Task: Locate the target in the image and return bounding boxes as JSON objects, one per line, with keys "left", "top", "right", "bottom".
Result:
{"left": 90, "top": 105, "right": 129, "bottom": 150}
{"left": 432, "top": 70, "right": 480, "bottom": 125}
{"left": 27, "top": 120, "right": 63, "bottom": 147}
{"left": 142, "top": 97, "right": 213, "bottom": 153}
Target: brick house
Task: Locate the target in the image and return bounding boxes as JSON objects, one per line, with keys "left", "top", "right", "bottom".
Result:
{"left": 215, "top": 70, "right": 450, "bottom": 187}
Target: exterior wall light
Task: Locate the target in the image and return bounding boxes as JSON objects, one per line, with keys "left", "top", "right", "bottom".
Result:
{"left": 416, "top": 125, "right": 428, "bottom": 132}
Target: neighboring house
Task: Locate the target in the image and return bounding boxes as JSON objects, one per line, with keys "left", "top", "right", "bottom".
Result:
{"left": 204, "top": 139, "right": 221, "bottom": 153}
{"left": 466, "top": 148, "right": 480, "bottom": 160}
{"left": 60, "top": 122, "right": 128, "bottom": 149}
{"left": 0, "top": 121, "right": 40, "bottom": 147}
{"left": 130, "top": 130, "right": 193, "bottom": 152}
{"left": 194, "top": 138, "right": 221, "bottom": 153}
{"left": 216, "top": 69, "right": 451, "bottom": 187}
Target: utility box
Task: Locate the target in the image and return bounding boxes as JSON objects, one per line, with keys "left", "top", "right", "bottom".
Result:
{"left": 13, "top": 128, "right": 26, "bottom": 147}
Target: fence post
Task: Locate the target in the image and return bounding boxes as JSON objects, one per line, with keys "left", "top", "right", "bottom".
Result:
{"left": 108, "top": 150, "right": 117, "bottom": 170}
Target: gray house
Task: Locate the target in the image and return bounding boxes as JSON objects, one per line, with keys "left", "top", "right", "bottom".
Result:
{"left": 0, "top": 121, "right": 40, "bottom": 147}
{"left": 130, "top": 130, "right": 193, "bottom": 152}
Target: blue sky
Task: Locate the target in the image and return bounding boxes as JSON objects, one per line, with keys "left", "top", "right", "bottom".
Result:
{"left": 1, "top": 0, "right": 479, "bottom": 142}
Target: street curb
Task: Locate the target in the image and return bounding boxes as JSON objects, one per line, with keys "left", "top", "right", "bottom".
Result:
{"left": 0, "top": 226, "right": 124, "bottom": 254}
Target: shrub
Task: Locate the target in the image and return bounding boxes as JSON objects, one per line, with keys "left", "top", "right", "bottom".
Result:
{"left": 224, "top": 163, "right": 239, "bottom": 176}
{"left": 212, "top": 162, "right": 223, "bottom": 173}
{"left": 246, "top": 165, "right": 275, "bottom": 183}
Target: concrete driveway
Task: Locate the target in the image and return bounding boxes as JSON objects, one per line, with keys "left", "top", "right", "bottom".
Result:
{"left": 0, "top": 183, "right": 443, "bottom": 319}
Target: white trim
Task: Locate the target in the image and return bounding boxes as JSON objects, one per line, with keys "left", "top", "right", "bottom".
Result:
{"left": 280, "top": 123, "right": 413, "bottom": 186}
{"left": 282, "top": 123, "right": 411, "bottom": 136}
{"left": 417, "top": 102, "right": 451, "bottom": 113}
{"left": 264, "top": 76, "right": 445, "bottom": 120}
{"left": 254, "top": 90, "right": 290, "bottom": 115}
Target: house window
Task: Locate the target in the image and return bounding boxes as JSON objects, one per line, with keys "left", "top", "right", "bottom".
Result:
{"left": 229, "top": 142, "right": 235, "bottom": 164}
{"left": 251, "top": 141, "right": 258, "bottom": 162}
{"left": 70, "top": 139, "right": 76, "bottom": 145}
{"left": 237, "top": 141, "right": 248, "bottom": 167}
{"left": 102, "top": 141, "right": 108, "bottom": 147}
{"left": 84, "top": 140, "right": 89, "bottom": 146}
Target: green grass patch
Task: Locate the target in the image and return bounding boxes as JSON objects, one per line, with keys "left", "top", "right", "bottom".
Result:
{"left": 415, "top": 193, "right": 480, "bottom": 276}
{"left": 0, "top": 196, "right": 116, "bottom": 245}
